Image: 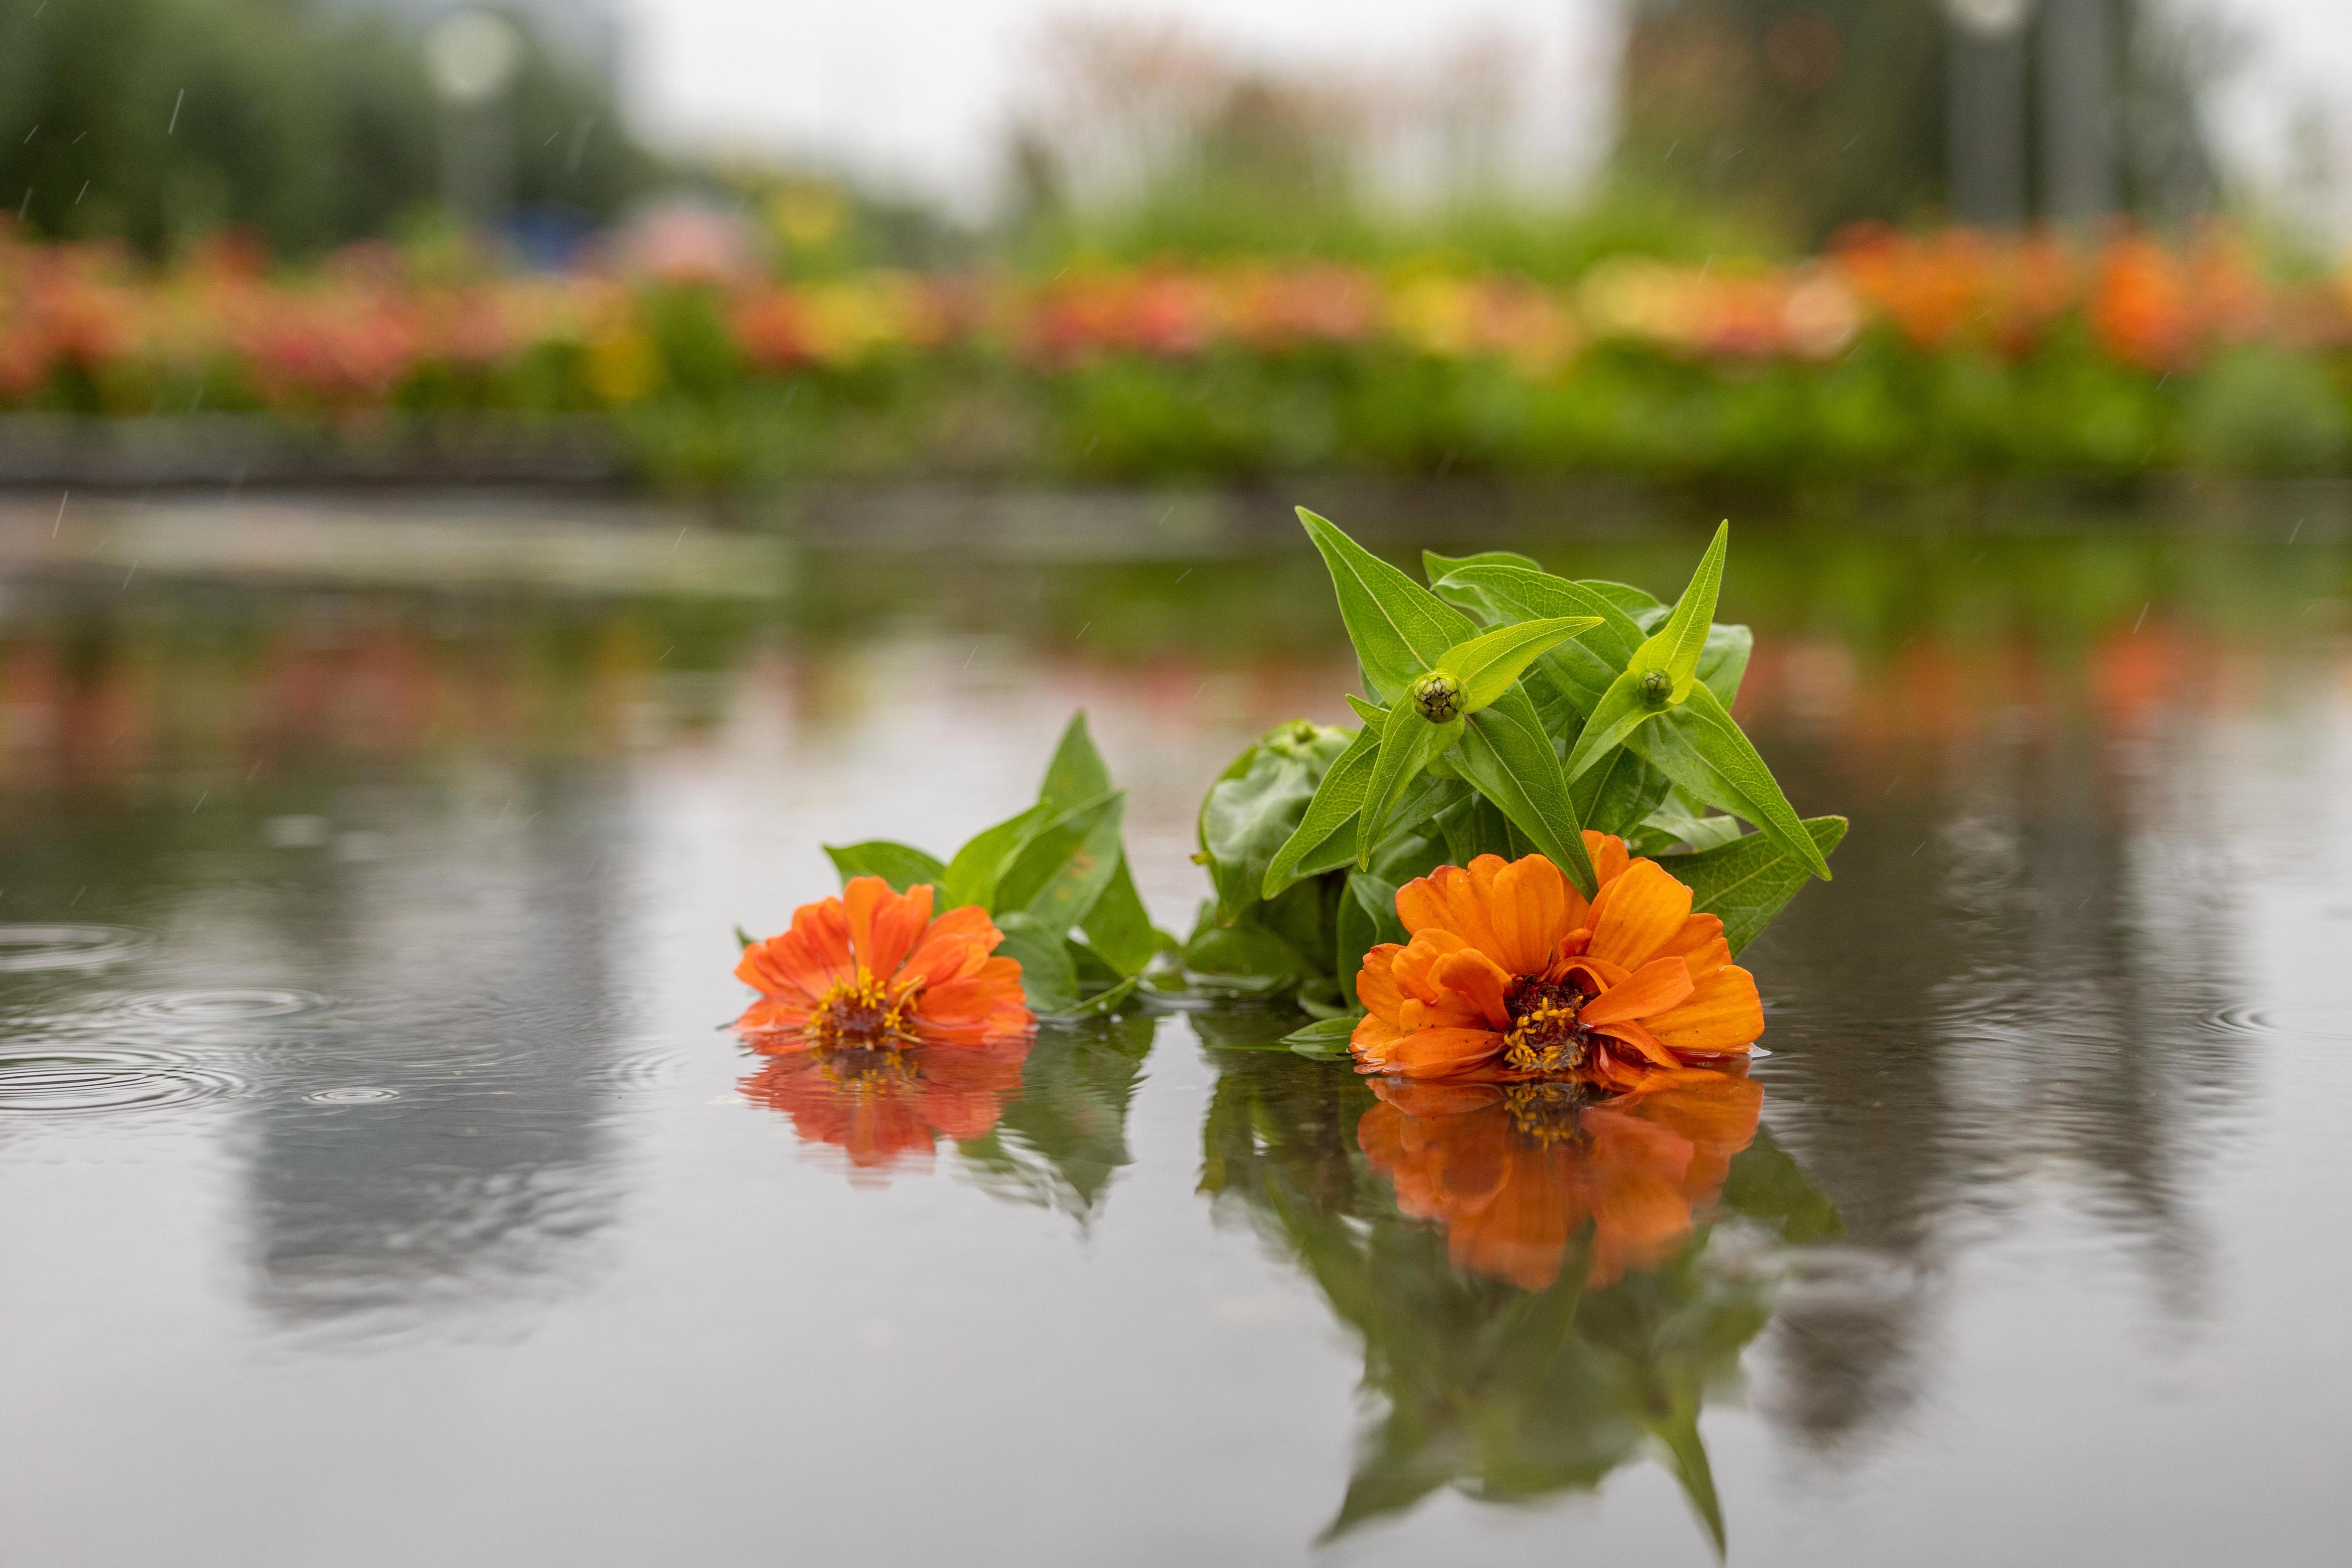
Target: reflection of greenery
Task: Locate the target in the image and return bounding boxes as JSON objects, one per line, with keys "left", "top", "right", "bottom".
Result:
{"left": 1198, "top": 1045, "right": 1839, "bottom": 1550}
{"left": 957, "top": 1012, "right": 1157, "bottom": 1226}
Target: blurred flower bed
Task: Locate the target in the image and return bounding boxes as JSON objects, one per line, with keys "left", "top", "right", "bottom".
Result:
{"left": 6, "top": 221, "right": 2352, "bottom": 485}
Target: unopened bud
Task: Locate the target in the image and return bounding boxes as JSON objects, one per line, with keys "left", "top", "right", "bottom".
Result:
{"left": 1638, "top": 669, "right": 1674, "bottom": 707}
{"left": 1411, "top": 670, "right": 1463, "bottom": 724}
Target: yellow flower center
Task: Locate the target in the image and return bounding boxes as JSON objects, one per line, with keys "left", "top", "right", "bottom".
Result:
{"left": 1501, "top": 977, "right": 1594, "bottom": 1077}
{"left": 807, "top": 967, "right": 917, "bottom": 1049}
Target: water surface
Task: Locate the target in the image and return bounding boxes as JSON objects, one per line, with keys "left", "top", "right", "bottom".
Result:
{"left": 0, "top": 504, "right": 2346, "bottom": 1565}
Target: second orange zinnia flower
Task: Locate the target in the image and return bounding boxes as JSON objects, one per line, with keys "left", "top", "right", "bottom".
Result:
{"left": 1351, "top": 835, "right": 1764, "bottom": 1089}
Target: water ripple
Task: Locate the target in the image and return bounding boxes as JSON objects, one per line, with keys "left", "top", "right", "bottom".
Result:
{"left": 302, "top": 1086, "right": 402, "bottom": 1104}
{"left": 116, "top": 987, "right": 332, "bottom": 1023}
{"left": 0, "top": 925, "right": 151, "bottom": 973}
{"left": 0, "top": 1049, "right": 241, "bottom": 1114}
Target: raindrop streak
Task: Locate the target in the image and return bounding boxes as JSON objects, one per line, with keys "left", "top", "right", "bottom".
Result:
{"left": 168, "top": 89, "right": 185, "bottom": 135}
{"left": 52, "top": 490, "right": 66, "bottom": 536}
{"left": 305, "top": 1087, "right": 400, "bottom": 1105}
{"left": 0, "top": 925, "right": 149, "bottom": 972}
{"left": 0, "top": 1051, "right": 239, "bottom": 1115}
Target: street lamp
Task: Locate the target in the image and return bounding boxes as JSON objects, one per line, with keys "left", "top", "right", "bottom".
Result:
{"left": 427, "top": 9, "right": 524, "bottom": 234}
{"left": 1945, "top": 0, "right": 2034, "bottom": 227}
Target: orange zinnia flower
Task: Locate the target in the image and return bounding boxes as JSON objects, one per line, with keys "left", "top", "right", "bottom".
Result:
{"left": 734, "top": 876, "right": 1034, "bottom": 1052}
{"left": 1358, "top": 1072, "right": 1764, "bottom": 1289}
{"left": 1351, "top": 836, "right": 1764, "bottom": 1089}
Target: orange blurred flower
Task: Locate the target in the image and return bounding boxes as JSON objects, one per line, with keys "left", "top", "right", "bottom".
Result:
{"left": 1350, "top": 837, "right": 1764, "bottom": 1089}
{"left": 1359, "top": 1072, "right": 1763, "bottom": 1288}
{"left": 738, "top": 1039, "right": 1030, "bottom": 1178}
{"left": 735, "top": 876, "right": 1034, "bottom": 1051}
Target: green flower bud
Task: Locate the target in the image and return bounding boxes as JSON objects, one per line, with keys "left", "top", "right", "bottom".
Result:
{"left": 1638, "top": 669, "right": 1674, "bottom": 707}
{"left": 1411, "top": 670, "right": 1463, "bottom": 724}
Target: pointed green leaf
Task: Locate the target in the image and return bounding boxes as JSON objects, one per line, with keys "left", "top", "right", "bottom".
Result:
{"left": 1436, "top": 615, "right": 1602, "bottom": 713}
{"left": 1297, "top": 508, "right": 1476, "bottom": 702}
{"left": 1422, "top": 547, "right": 1541, "bottom": 583}
{"left": 1433, "top": 564, "right": 1647, "bottom": 665}
{"left": 993, "top": 910, "right": 1079, "bottom": 1013}
{"left": 1280, "top": 1014, "right": 1360, "bottom": 1057}
{"left": 1201, "top": 720, "right": 1356, "bottom": 919}
{"left": 1453, "top": 685, "right": 1597, "bottom": 894}
{"left": 1568, "top": 744, "right": 1674, "bottom": 839}
{"left": 1335, "top": 870, "right": 1406, "bottom": 1007}
{"left": 1580, "top": 578, "right": 1665, "bottom": 618}
{"left": 1627, "top": 521, "right": 1728, "bottom": 701}
{"left": 1079, "top": 855, "right": 1163, "bottom": 976}
{"left": 1662, "top": 816, "right": 1847, "bottom": 953}
{"left": 1698, "top": 623, "right": 1753, "bottom": 706}
{"left": 996, "top": 789, "right": 1128, "bottom": 935}
{"left": 1358, "top": 700, "right": 1462, "bottom": 868}
{"left": 1559, "top": 665, "right": 1667, "bottom": 785}
{"left": 1181, "top": 912, "right": 1315, "bottom": 996}
{"left": 943, "top": 802, "right": 1050, "bottom": 910}
{"left": 1260, "top": 723, "right": 1378, "bottom": 900}
{"left": 1291, "top": 767, "right": 1461, "bottom": 883}
{"left": 822, "top": 839, "right": 949, "bottom": 893}
{"left": 1038, "top": 709, "right": 1113, "bottom": 811}
{"left": 1642, "top": 682, "right": 1829, "bottom": 881}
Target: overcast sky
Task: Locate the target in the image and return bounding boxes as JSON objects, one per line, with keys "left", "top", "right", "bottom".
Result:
{"left": 618, "top": 0, "right": 2352, "bottom": 219}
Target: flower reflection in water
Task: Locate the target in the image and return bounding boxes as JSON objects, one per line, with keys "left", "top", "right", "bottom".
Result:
{"left": 1200, "top": 1045, "right": 1838, "bottom": 1551}
{"left": 739, "top": 1039, "right": 1031, "bottom": 1182}
{"left": 1359, "top": 1073, "right": 1765, "bottom": 1290}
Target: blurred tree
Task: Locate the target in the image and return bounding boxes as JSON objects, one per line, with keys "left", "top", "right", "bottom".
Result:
{"left": 0, "top": 0, "right": 654, "bottom": 255}
{"left": 1613, "top": 0, "right": 2219, "bottom": 244}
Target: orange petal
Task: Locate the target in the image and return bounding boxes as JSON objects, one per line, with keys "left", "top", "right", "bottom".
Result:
{"left": 1585, "top": 859, "right": 1696, "bottom": 970}
{"left": 1577, "top": 956, "right": 1695, "bottom": 1026}
{"left": 1395, "top": 858, "right": 1511, "bottom": 963}
{"left": 1357, "top": 943, "right": 1407, "bottom": 1024}
{"left": 897, "top": 904, "right": 1002, "bottom": 991}
{"left": 1357, "top": 1026, "right": 1505, "bottom": 1080}
{"left": 1647, "top": 964, "right": 1766, "bottom": 1055}
{"left": 844, "top": 876, "right": 933, "bottom": 984}
{"left": 1481, "top": 853, "right": 1576, "bottom": 976}
{"left": 1594, "top": 1017, "right": 1685, "bottom": 1068}
{"left": 1432, "top": 947, "right": 1515, "bottom": 1031}
{"left": 1388, "top": 928, "right": 1473, "bottom": 1004}
{"left": 1583, "top": 830, "right": 1631, "bottom": 890}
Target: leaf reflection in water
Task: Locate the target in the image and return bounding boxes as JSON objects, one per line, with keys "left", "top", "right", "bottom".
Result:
{"left": 1200, "top": 1046, "right": 1840, "bottom": 1552}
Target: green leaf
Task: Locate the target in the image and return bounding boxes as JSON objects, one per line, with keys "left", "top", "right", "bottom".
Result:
{"left": 943, "top": 803, "right": 1050, "bottom": 910}
{"left": 1568, "top": 744, "right": 1674, "bottom": 839}
{"left": 1578, "top": 578, "right": 1664, "bottom": 619}
{"left": 1422, "top": 547, "right": 1541, "bottom": 582}
{"left": 1432, "top": 564, "right": 1647, "bottom": 666}
{"left": 1078, "top": 854, "right": 1161, "bottom": 976}
{"left": 1643, "top": 682, "right": 1829, "bottom": 881}
{"left": 1039, "top": 708, "right": 1114, "bottom": 811}
{"left": 1627, "top": 521, "right": 1728, "bottom": 701}
{"left": 1297, "top": 508, "right": 1476, "bottom": 702}
{"left": 1358, "top": 700, "right": 1462, "bottom": 868}
{"left": 1697, "top": 623, "right": 1753, "bottom": 706}
{"left": 822, "top": 839, "right": 949, "bottom": 893}
{"left": 1454, "top": 685, "right": 1597, "bottom": 895}
{"left": 1068, "top": 973, "right": 1143, "bottom": 1017}
{"left": 1202, "top": 720, "right": 1355, "bottom": 918}
{"left": 1662, "top": 816, "right": 1847, "bottom": 954}
{"left": 1559, "top": 664, "right": 1668, "bottom": 786}
{"left": 1282, "top": 1014, "right": 1359, "bottom": 1058}
{"left": 1182, "top": 913, "right": 1315, "bottom": 996}
{"left": 1260, "top": 724, "right": 1378, "bottom": 900}
{"left": 1638, "top": 792, "right": 1745, "bottom": 854}
{"left": 733, "top": 924, "right": 757, "bottom": 950}
{"left": 1335, "top": 870, "right": 1406, "bottom": 1008}
{"left": 993, "top": 910, "right": 1079, "bottom": 1012}
{"left": 1436, "top": 615, "right": 1601, "bottom": 714}
{"left": 997, "top": 789, "right": 1128, "bottom": 935}
{"left": 1302, "top": 771, "right": 1462, "bottom": 881}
